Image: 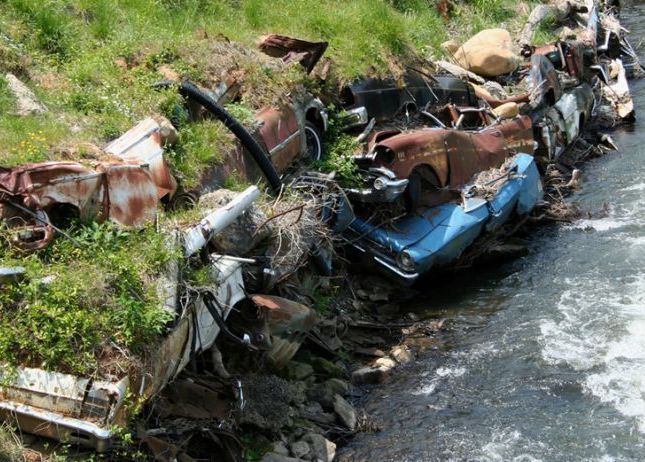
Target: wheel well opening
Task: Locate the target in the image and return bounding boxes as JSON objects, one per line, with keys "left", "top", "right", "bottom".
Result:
{"left": 545, "top": 89, "right": 556, "bottom": 107}
{"left": 306, "top": 108, "right": 324, "bottom": 133}
{"left": 45, "top": 203, "right": 80, "bottom": 229}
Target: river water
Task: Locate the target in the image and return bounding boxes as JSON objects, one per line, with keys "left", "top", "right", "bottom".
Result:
{"left": 338, "top": 4, "right": 645, "bottom": 461}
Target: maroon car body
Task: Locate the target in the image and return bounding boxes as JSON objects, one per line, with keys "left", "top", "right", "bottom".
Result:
{"left": 355, "top": 107, "right": 534, "bottom": 193}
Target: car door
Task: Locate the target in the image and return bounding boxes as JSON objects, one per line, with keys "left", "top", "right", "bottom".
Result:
{"left": 495, "top": 115, "right": 535, "bottom": 155}
{"left": 470, "top": 126, "right": 510, "bottom": 173}
{"left": 444, "top": 129, "right": 483, "bottom": 186}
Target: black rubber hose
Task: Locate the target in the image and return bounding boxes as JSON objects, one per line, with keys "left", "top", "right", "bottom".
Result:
{"left": 155, "top": 79, "right": 282, "bottom": 192}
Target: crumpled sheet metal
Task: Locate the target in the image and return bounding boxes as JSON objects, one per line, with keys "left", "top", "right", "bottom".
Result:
{"left": 258, "top": 34, "right": 328, "bottom": 73}
{"left": 251, "top": 295, "right": 318, "bottom": 368}
{"left": 0, "top": 255, "right": 246, "bottom": 451}
{"left": 145, "top": 256, "right": 247, "bottom": 399}
{"left": 0, "top": 118, "right": 178, "bottom": 251}
{"left": 0, "top": 161, "right": 160, "bottom": 249}
{"left": 0, "top": 367, "right": 129, "bottom": 452}
{"left": 603, "top": 59, "right": 635, "bottom": 120}
{"left": 104, "top": 116, "right": 178, "bottom": 199}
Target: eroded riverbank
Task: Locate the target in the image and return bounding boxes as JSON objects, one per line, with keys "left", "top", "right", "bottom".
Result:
{"left": 339, "top": 3, "right": 645, "bottom": 461}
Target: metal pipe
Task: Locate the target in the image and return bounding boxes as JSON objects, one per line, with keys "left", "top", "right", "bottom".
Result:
{"left": 183, "top": 186, "right": 261, "bottom": 257}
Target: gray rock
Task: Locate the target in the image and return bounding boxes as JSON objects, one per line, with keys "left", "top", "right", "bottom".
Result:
{"left": 286, "top": 361, "right": 315, "bottom": 381}
{"left": 307, "top": 378, "right": 350, "bottom": 409}
{"left": 272, "top": 441, "right": 290, "bottom": 456}
{"left": 301, "top": 401, "right": 336, "bottom": 425}
{"left": 261, "top": 453, "right": 304, "bottom": 462}
{"left": 351, "top": 366, "right": 389, "bottom": 385}
{"left": 311, "top": 357, "right": 346, "bottom": 379}
{"left": 326, "top": 378, "right": 350, "bottom": 396}
{"left": 333, "top": 394, "right": 357, "bottom": 431}
{"left": 391, "top": 346, "right": 413, "bottom": 364}
{"left": 290, "top": 441, "right": 311, "bottom": 459}
{"left": 5, "top": 73, "right": 47, "bottom": 115}
{"left": 374, "top": 357, "right": 396, "bottom": 369}
{"left": 302, "top": 433, "right": 336, "bottom": 462}
{"left": 354, "top": 347, "right": 386, "bottom": 357}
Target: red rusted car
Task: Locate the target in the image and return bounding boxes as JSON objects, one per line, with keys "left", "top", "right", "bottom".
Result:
{"left": 0, "top": 118, "right": 177, "bottom": 251}
{"left": 349, "top": 105, "right": 535, "bottom": 209}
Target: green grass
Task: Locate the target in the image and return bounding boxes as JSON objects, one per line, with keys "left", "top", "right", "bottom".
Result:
{"left": 0, "top": 222, "right": 178, "bottom": 376}
{"left": 0, "top": 425, "right": 23, "bottom": 462}
{"left": 0, "top": 0, "right": 521, "bottom": 170}
{"left": 532, "top": 10, "right": 560, "bottom": 44}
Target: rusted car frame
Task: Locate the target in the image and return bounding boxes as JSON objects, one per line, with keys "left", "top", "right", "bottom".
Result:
{"left": 532, "top": 41, "right": 588, "bottom": 82}
{"left": 0, "top": 186, "right": 318, "bottom": 451}
{"left": 0, "top": 118, "right": 177, "bottom": 250}
{"left": 533, "top": 82, "right": 595, "bottom": 161}
{"left": 351, "top": 106, "right": 534, "bottom": 206}
{"left": 340, "top": 72, "right": 479, "bottom": 127}
{"left": 174, "top": 78, "right": 327, "bottom": 187}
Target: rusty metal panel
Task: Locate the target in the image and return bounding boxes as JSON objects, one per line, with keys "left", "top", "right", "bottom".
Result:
{"left": 258, "top": 34, "right": 328, "bottom": 73}
{"left": 102, "top": 164, "right": 159, "bottom": 227}
{"left": 374, "top": 130, "right": 450, "bottom": 184}
{"left": 470, "top": 128, "right": 509, "bottom": 172}
{"left": 104, "top": 117, "right": 178, "bottom": 200}
{"left": 365, "top": 114, "right": 534, "bottom": 190}
{"left": 257, "top": 106, "right": 301, "bottom": 172}
{"left": 497, "top": 115, "right": 535, "bottom": 155}
{"left": 0, "top": 157, "right": 173, "bottom": 249}
{"left": 251, "top": 295, "right": 317, "bottom": 367}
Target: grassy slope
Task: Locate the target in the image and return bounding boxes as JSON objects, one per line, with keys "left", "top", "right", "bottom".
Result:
{"left": 0, "top": 0, "right": 533, "bottom": 377}
{"left": 0, "top": 0, "right": 528, "bottom": 166}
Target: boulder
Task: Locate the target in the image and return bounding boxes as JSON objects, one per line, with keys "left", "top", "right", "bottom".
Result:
{"left": 5, "top": 73, "right": 47, "bottom": 115}
{"left": 351, "top": 366, "right": 389, "bottom": 385}
{"left": 286, "top": 361, "right": 315, "bottom": 381}
{"left": 441, "top": 39, "right": 460, "bottom": 54}
{"left": 326, "top": 378, "right": 350, "bottom": 396}
{"left": 311, "top": 357, "right": 347, "bottom": 379}
{"left": 290, "top": 441, "right": 311, "bottom": 459}
{"left": 333, "top": 394, "right": 357, "bottom": 431}
{"left": 460, "top": 28, "right": 513, "bottom": 50}
{"left": 391, "top": 346, "right": 413, "bottom": 364}
{"left": 307, "top": 379, "right": 350, "bottom": 409}
{"left": 374, "top": 357, "right": 396, "bottom": 370}
{"left": 302, "top": 433, "right": 336, "bottom": 462}
{"left": 454, "top": 29, "right": 520, "bottom": 77}
{"left": 272, "top": 441, "right": 291, "bottom": 456}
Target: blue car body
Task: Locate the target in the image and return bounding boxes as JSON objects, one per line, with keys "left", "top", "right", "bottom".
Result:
{"left": 347, "top": 153, "right": 543, "bottom": 283}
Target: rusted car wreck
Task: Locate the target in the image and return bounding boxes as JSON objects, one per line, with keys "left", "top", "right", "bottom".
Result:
{"left": 0, "top": 184, "right": 319, "bottom": 451}
{"left": 349, "top": 105, "right": 535, "bottom": 208}
{"left": 0, "top": 118, "right": 177, "bottom": 251}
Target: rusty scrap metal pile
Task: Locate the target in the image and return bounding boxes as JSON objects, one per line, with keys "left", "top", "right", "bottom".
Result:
{"left": 0, "top": 0, "right": 640, "bottom": 456}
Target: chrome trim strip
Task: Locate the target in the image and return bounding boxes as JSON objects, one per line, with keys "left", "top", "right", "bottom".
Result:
{"left": 269, "top": 129, "right": 302, "bottom": 155}
{"left": 374, "top": 256, "right": 419, "bottom": 281}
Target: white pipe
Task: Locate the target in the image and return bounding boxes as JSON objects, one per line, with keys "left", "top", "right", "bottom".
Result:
{"left": 183, "top": 186, "right": 261, "bottom": 257}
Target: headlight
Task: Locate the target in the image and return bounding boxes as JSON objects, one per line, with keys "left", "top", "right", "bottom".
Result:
{"left": 373, "top": 176, "right": 388, "bottom": 190}
{"left": 396, "top": 250, "right": 415, "bottom": 272}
